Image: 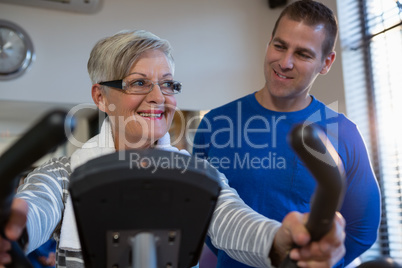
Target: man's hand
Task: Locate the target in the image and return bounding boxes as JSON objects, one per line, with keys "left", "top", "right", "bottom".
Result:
{"left": 0, "top": 198, "right": 28, "bottom": 265}
{"left": 270, "top": 211, "right": 346, "bottom": 268}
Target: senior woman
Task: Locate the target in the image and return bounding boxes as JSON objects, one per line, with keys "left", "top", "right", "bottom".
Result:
{"left": 0, "top": 30, "right": 345, "bottom": 268}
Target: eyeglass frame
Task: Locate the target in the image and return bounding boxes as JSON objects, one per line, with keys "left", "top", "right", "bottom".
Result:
{"left": 98, "top": 77, "right": 182, "bottom": 95}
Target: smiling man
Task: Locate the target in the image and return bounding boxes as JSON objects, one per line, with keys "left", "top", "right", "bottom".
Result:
{"left": 193, "top": 1, "right": 381, "bottom": 267}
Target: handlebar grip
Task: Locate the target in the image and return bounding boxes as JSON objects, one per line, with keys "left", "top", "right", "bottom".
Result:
{"left": 0, "top": 110, "right": 75, "bottom": 268}
{"left": 6, "top": 241, "right": 34, "bottom": 268}
{"left": 279, "top": 123, "right": 346, "bottom": 268}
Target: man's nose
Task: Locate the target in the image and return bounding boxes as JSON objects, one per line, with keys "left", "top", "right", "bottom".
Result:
{"left": 279, "top": 53, "right": 294, "bottom": 70}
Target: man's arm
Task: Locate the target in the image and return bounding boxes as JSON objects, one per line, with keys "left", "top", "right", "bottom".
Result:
{"left": 340, "top": 126, "right": 381, "bottom": 264}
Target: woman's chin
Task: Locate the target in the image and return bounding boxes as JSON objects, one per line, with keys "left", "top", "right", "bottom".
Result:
{"left": 134, "top": 131, "right": 167, "bottom": 147}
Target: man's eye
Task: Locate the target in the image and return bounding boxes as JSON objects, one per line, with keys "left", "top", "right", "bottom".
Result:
{"left": 298, "top": 53, "right": 311, "bottom": 59}
{"left": 274, "top": 44, "right": 285, "bottom": 50}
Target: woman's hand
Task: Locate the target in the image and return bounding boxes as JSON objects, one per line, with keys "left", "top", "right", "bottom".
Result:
{"left": 0, "top": 198, "right": 28, "bottom": 265}
{"left": 270, "top": 211, "right": 346, "bottom": 268}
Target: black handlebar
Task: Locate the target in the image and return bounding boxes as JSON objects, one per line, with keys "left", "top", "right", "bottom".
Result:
{"left": 0, "top": 110, "right": 75, "bottom": 268}
{"left": 279, "top": 123, "right": 346, "bottom": 268}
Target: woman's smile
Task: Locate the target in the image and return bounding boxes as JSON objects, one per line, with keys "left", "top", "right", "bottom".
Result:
{"left": 137, "top": 109, "right": 165, "bottom": 120}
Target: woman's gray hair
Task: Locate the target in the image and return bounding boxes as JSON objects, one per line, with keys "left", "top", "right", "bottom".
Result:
{"left": 87, "top": 29, "right": 175, "bottom": 84}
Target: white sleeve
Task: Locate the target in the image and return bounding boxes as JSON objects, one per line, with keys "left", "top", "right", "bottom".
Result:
{"left": 15, "top": 157, "right": 71, "bottom": 253}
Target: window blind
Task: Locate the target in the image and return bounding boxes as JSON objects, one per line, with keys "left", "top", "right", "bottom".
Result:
{"left": 337, "top": 0, "right": 402, "bottom": 263}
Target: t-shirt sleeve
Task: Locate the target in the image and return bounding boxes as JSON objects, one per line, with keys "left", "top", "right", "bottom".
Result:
{"left": 340, "top": 125, "right": 381, "bottom": 265}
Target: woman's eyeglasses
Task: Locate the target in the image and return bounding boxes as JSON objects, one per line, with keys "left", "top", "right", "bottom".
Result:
{"left": 99, "top": 78, "right": 182, "bottom": 95}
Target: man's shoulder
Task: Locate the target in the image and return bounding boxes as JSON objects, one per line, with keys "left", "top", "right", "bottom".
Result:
{"left": 312, "top": 97, "right": 356, "bottom": 127}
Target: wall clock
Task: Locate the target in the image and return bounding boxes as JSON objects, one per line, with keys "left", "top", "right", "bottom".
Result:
{"left": 0, "top": 19, "right": 35, "bottom": 80}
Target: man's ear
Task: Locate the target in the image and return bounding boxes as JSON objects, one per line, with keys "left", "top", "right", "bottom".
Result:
{"left": 320, "top": 51, "right": 336, "bottom": 75}
{"left": 92, "top": 84, "right": 107, "bottom": 112}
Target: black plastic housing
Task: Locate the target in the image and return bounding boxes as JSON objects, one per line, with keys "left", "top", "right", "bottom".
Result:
{"left": 69, "top": 149, "right": 221, "bottom": 268}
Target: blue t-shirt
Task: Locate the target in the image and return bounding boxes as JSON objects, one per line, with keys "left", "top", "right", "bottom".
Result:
{"left": 193, "top": 93, "right": 380, "bottom": 268}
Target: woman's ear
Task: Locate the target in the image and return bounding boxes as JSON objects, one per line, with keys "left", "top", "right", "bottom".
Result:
{"left": 320, "top": 51, "right": 336, "bottom": 75}
{"left": 92, "top": 84, "right": 107, "bottom": 112}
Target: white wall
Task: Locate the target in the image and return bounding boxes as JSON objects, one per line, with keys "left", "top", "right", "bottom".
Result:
{"left": 0, "top": 0, "right": 345, "bottom": 113}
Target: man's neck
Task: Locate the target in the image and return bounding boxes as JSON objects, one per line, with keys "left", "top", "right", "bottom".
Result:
{"left": 255, "top": 88, "right": 312, "bottom": 112}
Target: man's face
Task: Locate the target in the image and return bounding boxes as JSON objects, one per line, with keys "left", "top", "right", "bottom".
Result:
{"left": 264, "top": 15, "right": 335, "bottom": 104}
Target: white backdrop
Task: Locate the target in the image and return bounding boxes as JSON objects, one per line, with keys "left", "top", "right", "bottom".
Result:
{"left": 0, "top": 0, "right": 344, "bottom": 112}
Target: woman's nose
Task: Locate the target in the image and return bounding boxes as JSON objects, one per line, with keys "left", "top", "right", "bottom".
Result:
{"left": 146, "top": 83, "right": 165, "bottom": 103}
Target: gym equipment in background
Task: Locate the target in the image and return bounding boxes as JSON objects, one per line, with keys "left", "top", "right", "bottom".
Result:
{"left": 357, "top": 257, "right": 402, "bottom": 268}
{"left": 0, "top": 110, "right": 75, "bottom": 268}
